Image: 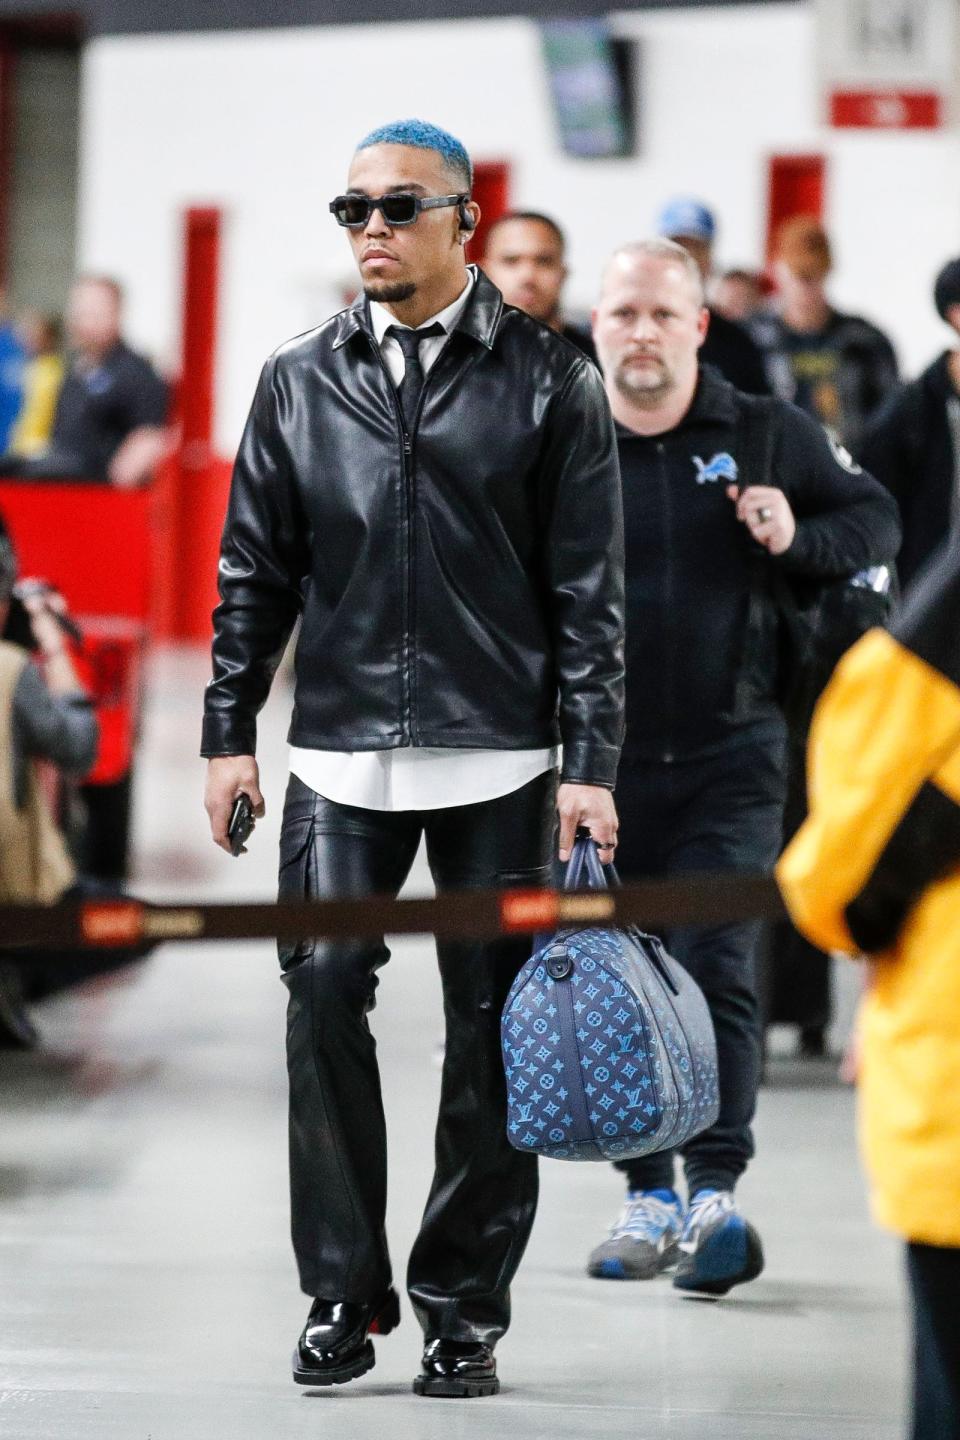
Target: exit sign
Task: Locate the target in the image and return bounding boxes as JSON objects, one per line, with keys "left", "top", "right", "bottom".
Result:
{"left": 829, "top": 89, "right": 942, "bottom": 129}
{"left": 817, "top": 0, "right": 957, "bottom": 129}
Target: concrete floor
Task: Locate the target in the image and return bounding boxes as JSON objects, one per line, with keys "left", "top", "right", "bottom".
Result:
{"left": 1, "top": 649, "right": 908, "bottom": 1440}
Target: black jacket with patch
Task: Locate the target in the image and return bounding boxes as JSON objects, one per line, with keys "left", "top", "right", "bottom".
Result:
{"left": 618, "top": 366, "right": 902, "bottom": 762}
{"left": 860, "top": 351, "right": 959, "bottom": 593}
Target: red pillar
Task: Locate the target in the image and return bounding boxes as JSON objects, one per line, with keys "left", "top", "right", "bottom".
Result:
{"left": 155, "top": 206, "right": 231, "bottom": 643}
{"left": 765, "top": 154, "right": 826, "bottom": 262}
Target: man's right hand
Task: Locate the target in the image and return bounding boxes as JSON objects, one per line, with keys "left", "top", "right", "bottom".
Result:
{"left": 204, "top": 755, "right": 265, "bottom": 853}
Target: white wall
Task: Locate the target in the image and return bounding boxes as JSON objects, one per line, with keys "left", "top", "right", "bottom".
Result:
{"left": 77, "top": 3, "right": 960, "bottom": 454}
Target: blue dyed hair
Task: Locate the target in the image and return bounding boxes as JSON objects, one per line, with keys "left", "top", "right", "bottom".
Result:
{"left": 355, "top": 119, "right": 473, "bottom": 192}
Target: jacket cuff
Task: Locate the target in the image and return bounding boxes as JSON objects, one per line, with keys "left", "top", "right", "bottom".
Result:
{"left": 200, "top": 712, "right": 257, "bottom": 758}
{"left": 775, "top": 521, "right": 815, "bottom": 572}
{"left": 559, "top": 741, "right": 620, "bottom": 790}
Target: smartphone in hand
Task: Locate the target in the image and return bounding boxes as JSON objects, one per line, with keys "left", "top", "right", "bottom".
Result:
{"left": 227, "top": 793, "right": 255, "bottom": 856}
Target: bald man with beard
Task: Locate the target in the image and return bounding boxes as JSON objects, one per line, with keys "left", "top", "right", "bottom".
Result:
{"left": 584, "top": 238, "right": 900, "bottom": 1298}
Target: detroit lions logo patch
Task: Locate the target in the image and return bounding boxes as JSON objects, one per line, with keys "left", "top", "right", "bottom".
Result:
{"left": 692, "top": 452, "right": 738, "bottom": 485}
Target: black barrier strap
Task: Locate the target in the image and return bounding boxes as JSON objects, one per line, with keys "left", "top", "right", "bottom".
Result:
{"left": 0, "top": 873, "right": 786, "bottom": 953}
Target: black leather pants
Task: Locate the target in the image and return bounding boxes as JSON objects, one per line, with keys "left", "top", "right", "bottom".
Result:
{"left": 277, "top": 769, "right": 556, "bottom": 1345}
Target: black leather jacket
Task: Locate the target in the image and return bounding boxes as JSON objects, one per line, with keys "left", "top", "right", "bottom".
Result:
{"left": 201, "top": 270, "right": 626, "bottom": 788}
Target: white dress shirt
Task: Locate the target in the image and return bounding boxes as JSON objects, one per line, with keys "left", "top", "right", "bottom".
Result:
{"left": 289, "top": 269, "right": 558, "bottom": 811}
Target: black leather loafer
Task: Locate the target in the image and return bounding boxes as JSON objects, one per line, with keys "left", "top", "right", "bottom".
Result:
{"left": 292, "top": 1286, "right": 400, "bottom": 1386}
{"left": 412, "top": 1338, "right": 499, "bottom": 1398}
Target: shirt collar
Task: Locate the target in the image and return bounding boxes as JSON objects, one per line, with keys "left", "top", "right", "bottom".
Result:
{"left": 369, "top": 268, "right": 476, "bottom": 347}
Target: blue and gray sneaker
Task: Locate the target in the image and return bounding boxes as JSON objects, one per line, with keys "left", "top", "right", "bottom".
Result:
{"left": 672, "top": 1189, "right": 764, "bottom": 1297}
{"left": 587, "top": 1188, "right": 684, "bottom": 1280}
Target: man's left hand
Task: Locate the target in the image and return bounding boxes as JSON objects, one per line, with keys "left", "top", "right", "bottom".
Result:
{"left": 557, "top": 783, "right": 618, "bottom": 863}
{"left": 727, "top": 484, "right": 796, "bottom": 556}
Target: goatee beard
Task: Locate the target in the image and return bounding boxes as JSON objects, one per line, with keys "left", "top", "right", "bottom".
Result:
{"left": 615, "top": 360, "right": 673, "bottom": 409}
{"left": 363, "top": 281, "right": 417, "bottom": 303}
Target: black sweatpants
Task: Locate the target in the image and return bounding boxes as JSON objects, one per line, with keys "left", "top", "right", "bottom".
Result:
{"left": 907, "top": 1242, "right": 960, "bottom": 1440}
{"left": 613, "top": 733, "right": 787, "bottom": 1197}
{"left": 277, "top": 769, "right": 556, "bottom": 1346}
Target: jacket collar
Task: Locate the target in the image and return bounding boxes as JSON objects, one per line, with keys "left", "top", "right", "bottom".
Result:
{"left": 332, "top": 265, "right": 503, "bottom": 351}
{"left": 684, "top": 364, "right": 740, "bottom": 426}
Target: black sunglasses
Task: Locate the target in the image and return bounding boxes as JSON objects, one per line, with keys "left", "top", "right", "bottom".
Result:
{"left": 329, "top": 192, "right": 466, "bottom": 229}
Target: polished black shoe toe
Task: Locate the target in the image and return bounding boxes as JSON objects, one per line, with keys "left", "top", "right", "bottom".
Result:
{"left": 412, "top": 1338, "right": 499, "bottom": 1398}
{"left": 292, "top": 1287, "right": 400, "bottom": 1387}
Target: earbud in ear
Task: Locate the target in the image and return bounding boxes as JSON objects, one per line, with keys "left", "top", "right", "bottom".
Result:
{"left": 458, "top": 199, "right": 476, "bottom": 234}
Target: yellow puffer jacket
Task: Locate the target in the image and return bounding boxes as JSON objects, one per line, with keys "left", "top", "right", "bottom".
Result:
{"left": 778, "top": 547, "right": 960, "bottom": 1248}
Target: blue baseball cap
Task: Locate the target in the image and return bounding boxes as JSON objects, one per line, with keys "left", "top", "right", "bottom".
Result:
{"left": 656, "top": 197, "right": 716, "bottom": 244}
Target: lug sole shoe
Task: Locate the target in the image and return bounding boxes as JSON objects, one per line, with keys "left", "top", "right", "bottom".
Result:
{"left": 293, "top": 1286, "right": 400, "bottom": 1386}
{"left": 412, "top": 1339, "right": 499, "bottom": 1398}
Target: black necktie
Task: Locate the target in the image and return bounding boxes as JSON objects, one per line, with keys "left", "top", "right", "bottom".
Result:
{"left": 386, "top": 322, "right": 445, "bottom": 428}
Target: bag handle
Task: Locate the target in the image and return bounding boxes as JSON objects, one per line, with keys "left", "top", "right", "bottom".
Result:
{"left": 564, "top": 829, "right": 612, "bottom": 892}
{"left": 530, "top": 832, "right": 617, "bottom": 953}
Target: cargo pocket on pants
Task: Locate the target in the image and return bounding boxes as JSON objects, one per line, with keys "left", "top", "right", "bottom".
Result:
{"left": 277, "top": 815, "right": 316, "bottom": 972}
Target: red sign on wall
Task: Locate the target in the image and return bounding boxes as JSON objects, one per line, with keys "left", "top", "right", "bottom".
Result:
{"left": 829, "top": 89, "right": 942, "bottom": 129}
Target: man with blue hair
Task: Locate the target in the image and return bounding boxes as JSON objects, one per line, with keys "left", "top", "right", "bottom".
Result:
{"left": 203, "top": 120, "right": 625, "bottom": 1397}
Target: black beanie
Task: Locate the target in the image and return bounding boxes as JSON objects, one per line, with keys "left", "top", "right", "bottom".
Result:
{"left": 933, "top": 258, "right": 960, "bottom": 320}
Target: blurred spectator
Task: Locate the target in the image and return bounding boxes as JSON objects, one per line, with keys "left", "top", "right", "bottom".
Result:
{"left": 655, "top": 197, "right": 770, "bottom": 395}
{"left": 778, "top": 540, "right": 960, "bottom": 1440}
{"left": 0, "top": 287, "right": 26, "bottom": 453}
{"left": 755, "top": 217, "right": 898, "bottom": 453}
{"left": 713, "top": 267, "right": 766, "bottom": 326}
{"left": 482, "top": 211, "right": 596, "bottom": 357}
{"left": 2, "top": 276, "right": 169, "bottom": 487}
{"left": 0, "top": 534, "right": 95, "bottom": 1047}
{"left": 8, "top": 311, "right": 64, "bottom": 459}
{"left": 861, "top": 258, "right": 960, "bottom": 593}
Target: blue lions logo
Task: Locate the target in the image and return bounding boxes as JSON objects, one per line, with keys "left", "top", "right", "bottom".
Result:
{"left": 692, "top": 452, "right": 738, "bottom": 485}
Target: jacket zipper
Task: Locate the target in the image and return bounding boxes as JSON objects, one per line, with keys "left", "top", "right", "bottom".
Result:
{"left": 658, "top": 441, "right": 676, "bottom": 762}
{"left": 372, "top": 336, "right": 452, "bottom": 746}
{"left": 370, "top": 340, "right": 416, "bottom": 744}
{"left": 401, "top": 424, "right": 415, "bottom": 744}
{"left": 404, "top": 353, "right": 451, "bottom": 745}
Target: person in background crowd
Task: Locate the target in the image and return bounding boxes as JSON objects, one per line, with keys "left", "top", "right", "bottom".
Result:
{"left": 3, "top": 276, "right": 169, "bottom": 487}
{"left": 861, "top": 257, "right": 960, "bottom": 594}
{"left": 755, "top": 217, "right": 898, "bottom": 453}
{"left": 0, "top": 288, "right": 26, "bottom": 454}
{"left": 585, "top": 238, "right": 900, "bottom": 1296}
{"left": 655, "top": 197, "right": 770, "bottom": 396}
{"left": 0, "top": 534, "right": 95, "bottom": 1047}
{"left": 778, "top": 540, "right": 960, "bottom": 1440}
{"left": 202, "top": 118, "right": 624, "bottom": 1399}
{"left": 713, "top": 267, "right": 766, "bottom": 326}
{"left": 8, "top": 311, "right": 64, "bottom": 459}
{"left": 481, "top": 210, "right": 595, "bottom": 357}
{"left": 0, "top": 532, "right": 145, "bottom": 1048}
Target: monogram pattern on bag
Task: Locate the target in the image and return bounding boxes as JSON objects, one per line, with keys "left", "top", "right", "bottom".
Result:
{"left": 503, "top": 928, "right": 721, "bottom": 1162}
{"left": 503, "top": 936, "right": 662, "bottom": 1161}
